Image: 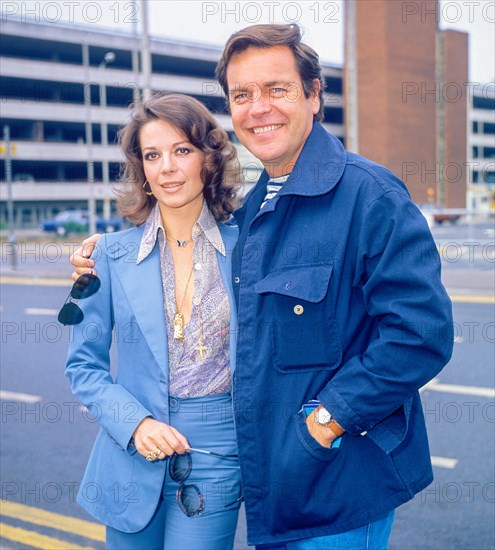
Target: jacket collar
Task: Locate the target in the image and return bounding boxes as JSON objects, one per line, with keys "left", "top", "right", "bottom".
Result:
{"left": 234, "top": 122, "right": 347, "bottom": 225}
{"left": 280, "top": 121, "right": 347, "bottom": 197}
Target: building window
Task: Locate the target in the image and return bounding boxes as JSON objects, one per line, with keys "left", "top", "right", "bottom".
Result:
{"left": 472, "top": 121, "right": 478, "bottom": 133}
{"left": 324, "top": 107, "right": 344, "bottom": 124}
{"left": 483, "top": 147, "right": 495, "bottom": 159}
{"left": 473, "top": 146, "right": 479, "bottom": 158}
{"left": 483, "top": 122, "right": 495, "bottom": 135}
{"left": 21, "top": 208, "right": 33, "bottom": 225}
{"left": 472, "top": 171, "right": 479, "bottom": 183}
{"left": 485, "top": 171, "right": 495, "bottom": 184}
{"left": 473, "top": 96, "right": 495, "bottom": 110}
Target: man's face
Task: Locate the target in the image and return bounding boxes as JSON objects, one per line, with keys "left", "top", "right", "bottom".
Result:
{"left": 226, "top": 45, "right": 320, "bottom": 177}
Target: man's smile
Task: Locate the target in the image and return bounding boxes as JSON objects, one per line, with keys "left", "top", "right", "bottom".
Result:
{"left": 249, "top": 124, "right": 283, "bottom": 135}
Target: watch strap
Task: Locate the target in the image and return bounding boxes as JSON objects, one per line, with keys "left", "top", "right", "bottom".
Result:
{"left": 316, "top": 405, "right": 345, "bottom": 436}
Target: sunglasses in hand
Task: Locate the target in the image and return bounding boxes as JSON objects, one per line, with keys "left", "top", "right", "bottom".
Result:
{"left": 58, "top": 273, "right": 101, "bottom": 325}
{"left": 170, "top": 448, "right": 242, "bottom": 518}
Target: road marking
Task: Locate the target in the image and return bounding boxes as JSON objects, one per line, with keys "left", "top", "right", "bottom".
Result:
{"left": 449, "top": 294, "right": 494, "bottom": 304}
{"left": 0, "top": 277, "right": 71, "bottom": 286}
{"left": 1, "top": 502, "right": 104, "bottom": 542}
{"left": 24, "top": 308, "right": 59, "bottom": 315}
{"left": 431, "top": 456, "right": 458, "bottom": 469}
{"left": 423, "top": 378, "right": 495, "bottom": 398}
{"left": 0, "top": 523, "right": 94, "bottom": 550}
{"left": 0, "top": 390, "right": 42, "bottom": 403}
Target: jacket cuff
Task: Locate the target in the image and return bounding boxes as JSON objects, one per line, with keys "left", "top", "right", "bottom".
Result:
{"left": 109, "top": 410, "right": 153, "bottom": 454}
{"left": 124, "top": 414, "right": 154, "bottom": 455}
{"left": 317, "top": 386, "right": 372, "bottom": 436}
{"left": 318, "top": 386, "right": 413, "bottom": 453}
{"left": 126, "top": 437, "right": 138, "bottom": 455}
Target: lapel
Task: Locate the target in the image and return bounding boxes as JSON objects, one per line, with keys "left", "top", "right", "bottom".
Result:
{"left": 231, "top": 173, "right": 269, "bottom": 305}
{"left": 107, "top": 228, "right": 168, "bottom": 375}
{"left": 217, "top": 222, "right": 239, "bottom": 375}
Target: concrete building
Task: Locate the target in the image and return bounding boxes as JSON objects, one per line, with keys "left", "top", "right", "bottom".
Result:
{"left": 467, "top": 84, "right": 495, "bottom": 212}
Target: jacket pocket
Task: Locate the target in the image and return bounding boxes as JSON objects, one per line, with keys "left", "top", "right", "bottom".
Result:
{"left": 79, "top": 428, "right": 136, "bottom": 515}
{"left": 254, "top": 263, "right": 342, "bottom": 372}
{"left": 263, "top": 410, "right": 343, "bottom": 534}
{"left": 295, "top": 409, "right": 343, "bottom": 460}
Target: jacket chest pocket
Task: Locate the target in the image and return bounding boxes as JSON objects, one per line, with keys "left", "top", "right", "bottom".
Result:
{"left": 254, "top": 264, "right": 342, "bottom": 373}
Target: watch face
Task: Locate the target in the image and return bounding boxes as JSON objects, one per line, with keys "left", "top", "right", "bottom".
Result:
{"left": 317, "top": 408, "right": 331, "bottom": 425}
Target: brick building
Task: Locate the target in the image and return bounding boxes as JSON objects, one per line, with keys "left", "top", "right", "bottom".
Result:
{"left": 345, "top": 0, "right": 475, "bottom": 208}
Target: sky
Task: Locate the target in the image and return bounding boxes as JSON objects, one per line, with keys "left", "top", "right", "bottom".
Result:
{"left": 3, "top": 0, "right": 494, "bottom": 83}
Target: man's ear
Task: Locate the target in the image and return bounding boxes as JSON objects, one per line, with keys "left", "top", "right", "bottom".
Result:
{"left": 311, "top": 79, "right": 321, "bottom": 115}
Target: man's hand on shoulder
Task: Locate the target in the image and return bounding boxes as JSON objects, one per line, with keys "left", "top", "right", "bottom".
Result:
{"left": 70, "top": 234, "right": 102, "bottom": 281}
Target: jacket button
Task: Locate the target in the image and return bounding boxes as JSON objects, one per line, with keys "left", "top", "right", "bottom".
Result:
{"left": 234, "top": 277, "right": 240, "bottom": 283}
{"left": 294, "top": 305, "right": 304, "bottom": 315}
{"left": 285, "top": 282, "right": 291, "bottom": 290}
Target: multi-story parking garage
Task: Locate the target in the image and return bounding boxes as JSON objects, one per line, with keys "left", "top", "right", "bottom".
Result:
{"left": 0, "top": 17, "right": 345, "bottom": 228}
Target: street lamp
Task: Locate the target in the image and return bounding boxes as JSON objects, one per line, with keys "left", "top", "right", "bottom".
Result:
{"left": 99, "top": 51, "right": 115, "bottom": 221}
{"left": 101, "top": 52, "right": 115, "bottom": 67}
{"left": 82, "top": 40, "right": 97, "bottom": 236}
{"left": 141, "top": 0, "right": 151, "bottom": 101}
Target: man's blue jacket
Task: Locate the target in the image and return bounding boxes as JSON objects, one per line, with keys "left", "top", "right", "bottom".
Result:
{"left": 231, "top": 122, "right": 453, "bottom": 545}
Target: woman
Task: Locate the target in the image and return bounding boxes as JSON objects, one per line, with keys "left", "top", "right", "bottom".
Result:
{"left": 63, "top": 93, "right": 242, "bottom": 549}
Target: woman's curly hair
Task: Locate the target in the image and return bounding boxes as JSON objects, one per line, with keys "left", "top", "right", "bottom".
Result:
{"left": 116, "top": 93, "right": 241, "bottom": 224}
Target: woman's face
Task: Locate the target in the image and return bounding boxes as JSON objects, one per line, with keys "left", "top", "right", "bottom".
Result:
{"left": 139, "top": 119, "right": 205, "bottom": 217}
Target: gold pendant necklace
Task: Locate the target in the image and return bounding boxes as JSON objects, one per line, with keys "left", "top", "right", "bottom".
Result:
{"left": 173, "top": 264, "right": 194, "bottom": 342}
{"left": 171, "top": 251, "right": 208, "bottom": 361}
{"left": 195, "top": 305, "right": 207, "bottom": 361}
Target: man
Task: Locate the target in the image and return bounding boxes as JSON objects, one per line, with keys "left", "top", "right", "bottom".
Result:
{"left": 71, "top": 24, "right": 453, "bottom": 549}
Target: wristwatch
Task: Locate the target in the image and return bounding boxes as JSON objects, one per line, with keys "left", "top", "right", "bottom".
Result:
{"left": 315, "top": 405, "right": 345, "bottom": 436}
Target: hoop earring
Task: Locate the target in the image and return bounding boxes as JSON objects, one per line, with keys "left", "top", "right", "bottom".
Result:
{"left": 142, "top": 181, "right": 154, "bottom": 196}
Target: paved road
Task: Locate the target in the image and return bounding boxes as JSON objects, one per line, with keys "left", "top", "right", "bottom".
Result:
{"left": 1, "top": 220, "right": 494, "bottom": 280}
{"left": 0, "top": 224, "right": 493, "bottom": 549}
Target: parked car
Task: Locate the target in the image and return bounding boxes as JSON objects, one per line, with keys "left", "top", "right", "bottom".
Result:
{"left": 418, "top": 203, "right": 462, "bottom": 225}
{"left": 13, "top": 173, "right": 36, "bottom": 183}
{"left": 40, "top": 210, "right": 125, "bottom": 236}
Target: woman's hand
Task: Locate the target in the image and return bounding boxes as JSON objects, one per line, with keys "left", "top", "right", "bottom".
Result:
{"left": 132, "top": 418, "right": 190, "bottom": 460}
{"left": 70, "top": 234, "right": 101, "bottom": 281}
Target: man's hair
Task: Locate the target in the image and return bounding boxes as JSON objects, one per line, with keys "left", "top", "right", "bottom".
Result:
{"left": 215, "top": 23, "right": 325, "bottom": 122}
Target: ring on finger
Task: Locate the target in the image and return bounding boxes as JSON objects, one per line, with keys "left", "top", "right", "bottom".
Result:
{"left": 146, "top": 450, "right": 159, "bottom": 462}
